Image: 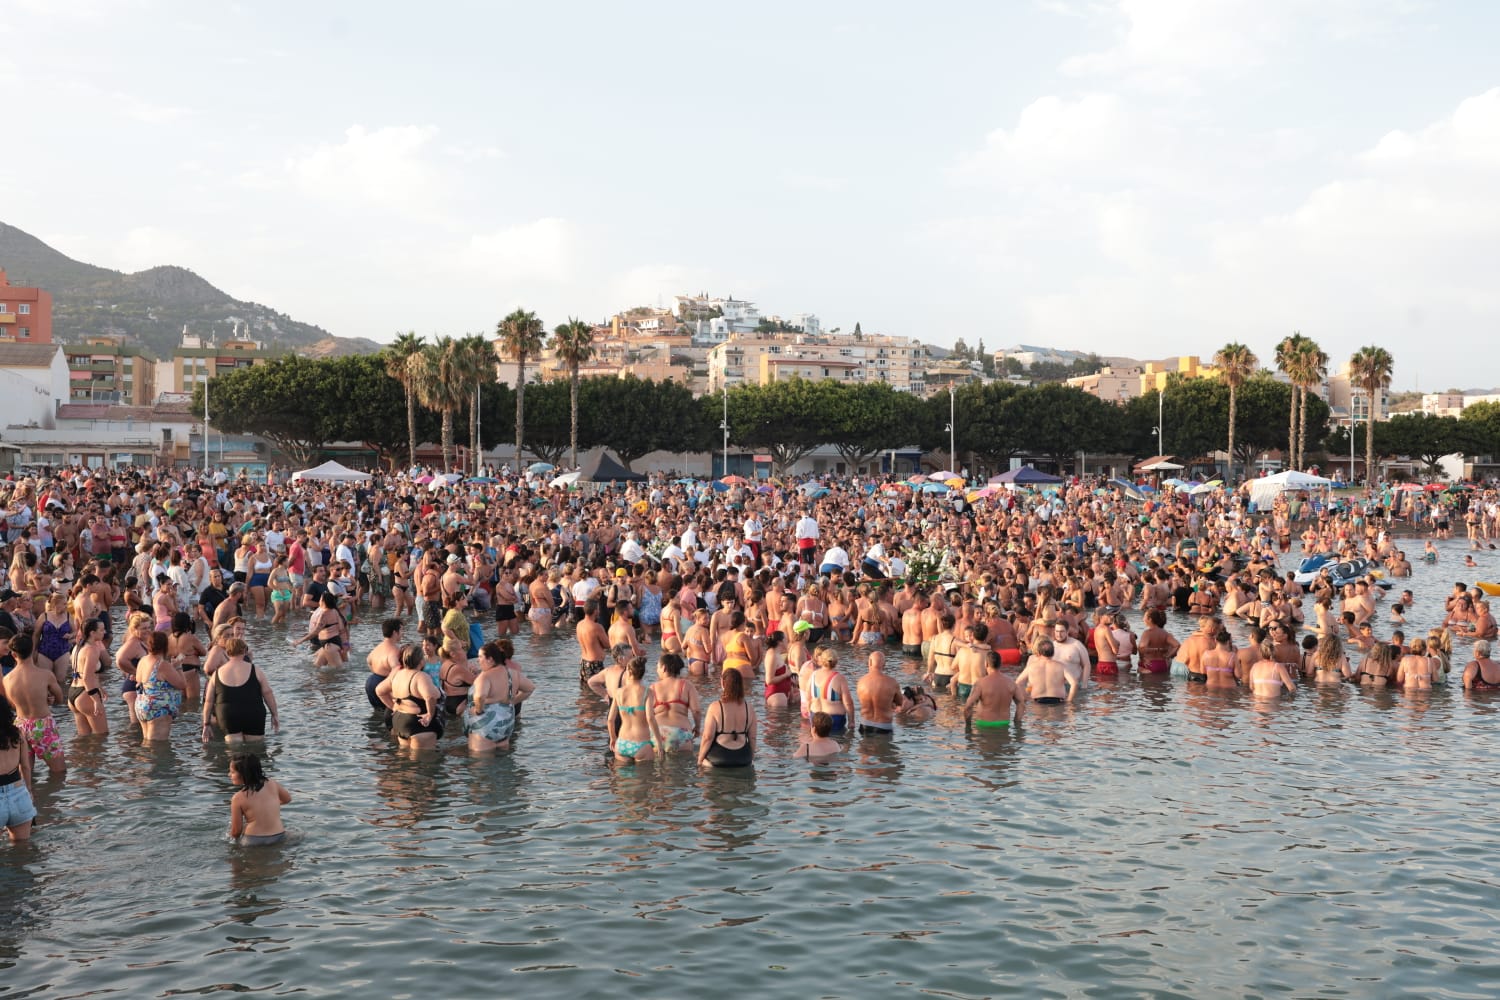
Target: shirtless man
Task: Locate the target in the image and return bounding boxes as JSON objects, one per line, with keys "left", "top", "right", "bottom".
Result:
{"left": 900, "top": 594, "right": 927, "bottom": 657}
{"left": 952, "top": 623, "right": 989, "bottom": 702}
{"left": 855, "top": 649, "right": 902, "bottom": 736}
{"left": 1016, "top": 639, "right": 1077, "bottom": 704}
{"left": 2, "top": 633, "right": 66, "bottom": 777}
{"left": 1176, "top": 616, "right": 1219, "bottom": 683}
{"left": 575, "top": 600, "right": 610, "bottom": 684}
{"left": 965, "top": 650, "right": 1025, "bottom": 728}
{"left": 364, "top": 618, "right": 406, "bottom": 709}
{"left": 919, "top": 592, "right": 947, "bottom": 664}
{"left": 1048, "top": 619, "right": 1092, "bottom": 689}
{"left": 607, "top": 599, "right": 644, "bottom": 659}
{"left": 1220, "top": 626, "right": 1255, "bottom": 686}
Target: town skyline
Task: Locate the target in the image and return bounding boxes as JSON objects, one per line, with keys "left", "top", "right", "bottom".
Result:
{"left": 2, "top": 2, "right": 1497, "bottom": 388}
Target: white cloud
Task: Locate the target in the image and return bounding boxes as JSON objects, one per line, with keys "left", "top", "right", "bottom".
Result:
{"left": 780, "top": 171, "right": 846, "bottom": 192}
{"left": 1361, "top": 87, "right": 1500, "bottom": 170}
{"left": 111, "top": 91, "right": 191, "bottom": 124}
{"left": 456, "top": 218, "right": 578, "bottom": 284}
{"left": 238, "top": 125, "right": 447, "bottom": 218}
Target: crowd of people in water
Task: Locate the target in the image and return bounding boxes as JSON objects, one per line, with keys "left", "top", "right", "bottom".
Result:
{"left": 3, "top": 461, "right": 1500, "bottom": 846}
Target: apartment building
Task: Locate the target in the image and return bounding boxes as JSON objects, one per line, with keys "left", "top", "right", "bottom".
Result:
{"left": 0, "top": 268, "right": 53, "bottom": 343}
{"left": 1068, "top": 365, "right": 1144, "bottom": 404}
{"left": 167, "top": 330, "right": 273, "bottom": 395}
{"left": 707, "top": 331, "right": 929, "bottom": 394}
{"left": 64, "top": 335, "right": 156, "bottom": 405}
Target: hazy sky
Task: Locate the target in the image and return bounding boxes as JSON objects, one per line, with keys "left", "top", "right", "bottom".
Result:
{"left": 3, "top": 0, "right": 1497, "bottom": 389}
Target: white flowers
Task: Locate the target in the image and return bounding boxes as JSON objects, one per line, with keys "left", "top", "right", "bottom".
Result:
{"left": 903, "top": 541, "right": 952, "bottom": 582}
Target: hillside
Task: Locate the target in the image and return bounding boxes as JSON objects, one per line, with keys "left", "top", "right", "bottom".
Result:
{"left": 0, "top": 222, "right": 382, "bottom": 359}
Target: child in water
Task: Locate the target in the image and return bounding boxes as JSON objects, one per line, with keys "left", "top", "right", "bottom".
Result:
{"left": 228, "top": 752, "right": 291, "bottom": 846}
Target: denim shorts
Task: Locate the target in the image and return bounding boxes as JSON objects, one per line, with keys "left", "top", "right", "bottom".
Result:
{"left": 0, "top": 779, "right": 37, "bottom": 829}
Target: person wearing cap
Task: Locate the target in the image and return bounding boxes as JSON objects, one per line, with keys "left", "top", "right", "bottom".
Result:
{"left": 213, "top": 582, "right": 246, "bottom": 630}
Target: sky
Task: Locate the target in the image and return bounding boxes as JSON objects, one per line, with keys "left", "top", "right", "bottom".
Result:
{"left": 2, "top": 0, "right": 1498, "bottom": 390}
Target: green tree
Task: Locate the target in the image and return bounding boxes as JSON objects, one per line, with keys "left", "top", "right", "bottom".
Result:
{"left": 1275, "top": 333, "right": 1307, "bottom": 467}
{"left": 577, "top": 375, "right": 708, "bottom": 468}
{"left": 413, "top": 337, "right": 468, "bottom": 469}
{"left": 550, "top": 317, "right": 595, "bottom": 468}
{"left": 1214, "top": 342, "right": 1259, "bottom": 483}
{"left": 1349, "top": 345, "right": 1395, "bottom": 483}
{"left": 516, "top": 378, "right": 572, "bottom": 466}
{"left": 823, "top": 381, "right": 924, "bottom": 471}
{"left": 724, "top": 378, "right": 831, "bottom": 475}
{"left": 1239, "top": 374, "right": 1326, "bottom": 470}
{"left": 1461, "top": 400, "right": 1500, "bottom": 457}
{"left": 1378, "top": 413, "right": 1481, "bottom": 476}
{"left": 1009, "top": 383, "right": 1114, "bottom": 467}
{"left": 497, "top": 308, "right": 546, "bottom": 462}
{"left": 200, "top": 356, "right": 334, "bottom": 465}
{"left": 456, "top": 334, "right": 494, "bottom": 475}
{"left": 1291, "top": 337, "right": 1328, "bottom": 469}
{"left": 382, "top": 331, "right": 424, "bottom": 469}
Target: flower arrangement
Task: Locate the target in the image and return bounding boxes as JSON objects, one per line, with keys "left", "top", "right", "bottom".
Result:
{"left": 645, "top": 536, "right": 670, "bottom": 563}
{"left": 903, "top": 541, "right": 952, "bottom": 583}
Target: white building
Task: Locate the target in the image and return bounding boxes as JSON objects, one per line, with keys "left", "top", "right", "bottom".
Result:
{"left": 0, "top": 343, "right": 69, "bottom": 431}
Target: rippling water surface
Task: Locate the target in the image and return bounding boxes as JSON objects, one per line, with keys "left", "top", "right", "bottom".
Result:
{"left": 6, "top": 539, "right": 1500, "bottom": 997}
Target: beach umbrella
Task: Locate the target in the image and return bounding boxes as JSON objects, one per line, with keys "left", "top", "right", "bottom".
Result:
{"left": 414, "top": 475, "right": 434, "bottom": 485}
{"left": 467, "top": 476, "right": 497, "bottom": 484}
{"left": 1423, "top": 482, "right": 1446, "bottom": 491}
{"left": 805, "top": 487, "right": 830, "bottom": 499}
{"left": 920, "top": 482, "right": 950, "bottom": 494}
{"left": 944, "top": 477, "right": 964, "bottom": 488}
{"left": 907, "top": 474, "right": 929, "bottom": 484}
{"left": 711, "top": 480, "right": 731, "bottom": 492}
{"left": 797, "top": 481, "right": 825, "bottom": 493}
{"left": 549, "top": 471, "right": 581, "bottom": 488}
{"left": 528, "top": 462, "right": 555, "bottom": 473}
{"left": 929, "top": 469, "right": 958, "bottom": 481}
{"left": 720, "top": 474, "right": 749, "bottom": 486}
{"left": 756, "top": 485, "right": 774, "bottom": 494}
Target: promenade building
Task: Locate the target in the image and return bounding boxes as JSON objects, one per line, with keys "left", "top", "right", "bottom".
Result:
{"left": 64, "top": 335, "right": 156, "bottom": 405}
{"left": 163, "top": 329, "right": 273, "bottom": 395}
{"left": 705, "top": 331, "right": 929, "bottom": 394}
{"left": 0, "top": 268, "right": 53, "bottom": 344}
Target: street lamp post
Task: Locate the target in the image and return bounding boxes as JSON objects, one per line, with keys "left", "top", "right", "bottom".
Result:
{"left": 720, "top": 387, "right": 729, "bottom": 478}
{"left": 1158, "top": 384, "right": 1165, "bottom": 457}
{"left": 948, "top": 384, "right": 957, "bottom": 471}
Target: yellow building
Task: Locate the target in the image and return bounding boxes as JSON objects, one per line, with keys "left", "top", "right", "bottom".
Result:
{"left": 167, "top": 333, "right": 273, "bottom": 395}
{"left": 1139, "top": 355, "right": 1221, "bottom": 395}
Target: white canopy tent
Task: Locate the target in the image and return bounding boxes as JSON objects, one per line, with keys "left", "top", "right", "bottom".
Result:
{"left": 1243, "top": 470, "right": 1332, "bottom": 511}
{"left": 291, "top": 460, "right": 373, "bottom": 483}
{"left": 1140, "top": 459, "right": 1185, "bottom": 472}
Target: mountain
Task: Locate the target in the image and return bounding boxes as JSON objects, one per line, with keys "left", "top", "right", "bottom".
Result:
{"left": 0, "top": 222, "right": 383, "bottom": 359}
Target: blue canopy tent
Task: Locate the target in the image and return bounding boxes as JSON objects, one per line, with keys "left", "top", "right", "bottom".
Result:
{"left": 990, "top": 466, "right": 1065, "bottom": 485}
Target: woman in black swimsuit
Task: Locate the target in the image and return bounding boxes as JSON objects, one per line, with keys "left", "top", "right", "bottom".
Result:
{"left": 376, "top": 644, "right": 443, "bottom": 749}
{"left": 698, "top": 668, "right": 754, "bottom": 768}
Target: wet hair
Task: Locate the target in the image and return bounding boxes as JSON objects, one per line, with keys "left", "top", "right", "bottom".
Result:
{"left": 659, "top": 652, "right": 685, "bottom": 678}
{"left": 149, "top": 631, "right": 170, "bottom": 655}
{"left": 230, "top": 752, "right": 267, "bottom": 793}
{"left": 81, "top": 619, "right": 104, "bottom": 644}
{"left": 624, "top": 655, "right": 646, "bottom": 681}
{"left": 172, "top": 612, "right": 195, "bottom": 636}
{"left": 721, "top": 668, "right": 746, "bottom": 702}
{"left": 766, "top": 630, "right": 786, "bottom": 651}
{"left": 224, "top": 637, "right": 250, "bottom": 657}
{"left": 382, "top": 618, "right": 404, "bottom": 639}
{"left": 811, "top": 711, "right": 833, "bottom": 738}
{"left": 10, "top": 633, "right": 33, "bottom": 661}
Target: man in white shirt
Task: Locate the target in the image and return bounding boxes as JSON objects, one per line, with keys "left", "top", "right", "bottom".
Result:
{"left": 743, "top": 510, "right": 764, "bottom": 567}
{"left": 794, "top": 510, "right": 820, "bottom": 568}
{"left": 820, "top": 539, "right": 851, "bottom": 578}
{"left": 618, "top": 531, "right": 645, "bottom": 565}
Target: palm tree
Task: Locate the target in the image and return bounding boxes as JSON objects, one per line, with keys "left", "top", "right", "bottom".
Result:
{"left": 383, "top": 331, "right": 424, "bottom": 470}
{"left": 413, "top": 337, "right": 466, "bottom": 470}
{"left": 456, "top": 334, "right": 493, "bottom": 475}
{"left": 1349, "top": 345, "right": 1394, "bottom": 485}
{"left": 497, "top": 308, "right": 546, "bottom": 466}
{"left": 1292, "top": 339, "right": 1329, "bottom": 470}
{"left": 1213, "top": 342, "right": 1258, "bottom": 484}
{"left": 1275, "top": 333, "right": 1307, "bottom": 470}
{"left": 550, "top": 317, "right": 596, "bottom": 468}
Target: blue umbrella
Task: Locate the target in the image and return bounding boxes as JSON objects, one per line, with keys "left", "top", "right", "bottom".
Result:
{"left": 805, "top": 487, "right": 830, "bottom": 499}
{"left": 711, "top": 481, "right": 731, "bottom": 492}
{"left": 467, "top": 476, "right": 497, "bottom": 484}
{"left": 920, "top": 482, "right": 950, "bottom": 494}
{"left": 674, "top": 478, "right": 698, "bottom": 485}
{"left": 528, "top": 462, "right": 555, "bottom": 473}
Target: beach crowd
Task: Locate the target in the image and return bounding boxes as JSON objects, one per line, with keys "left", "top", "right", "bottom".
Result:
{"left": 4, "top": 461, "right": 1499, "bottom": 846}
